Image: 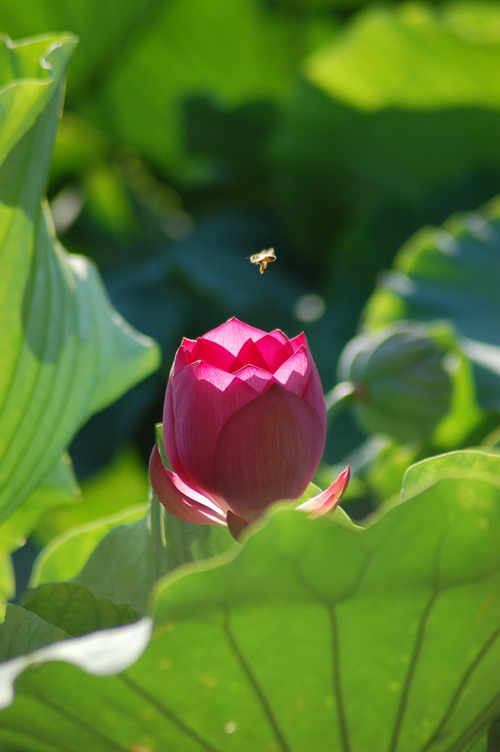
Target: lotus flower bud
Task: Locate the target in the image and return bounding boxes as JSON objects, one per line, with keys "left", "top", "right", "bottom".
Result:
{"left": 338, "top": 323, "right": 452, "bottom": 442}
{"left": 150, "top": 317, "right": 349, "bottom": 531}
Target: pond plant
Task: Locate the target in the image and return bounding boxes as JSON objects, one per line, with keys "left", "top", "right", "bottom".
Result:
{"left": 1, "top": 13, "right": 500, "bottom": 752}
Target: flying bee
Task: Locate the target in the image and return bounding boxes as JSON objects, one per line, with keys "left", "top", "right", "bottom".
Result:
{"left": 249, "top": 247, "right": 277, "bottom": 275}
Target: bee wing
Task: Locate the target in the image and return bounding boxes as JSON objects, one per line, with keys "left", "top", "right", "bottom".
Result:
{"left": 250, "top": 248, "right": 276, "bottom": 263}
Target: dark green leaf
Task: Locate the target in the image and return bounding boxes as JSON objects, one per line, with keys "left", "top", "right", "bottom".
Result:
{"left": 70, "top": 498, "right": 235, "bottom": 614}
{"left": 0, "top": 605, "right": 68, "bottom": 662}
{"left": 275, "top": 4, "right": 500, "bottom": 268}
{"left": 21, "top": 582, "right": 138, "bottom": 637}
{"left": 68, "top": 517, "right": 151, "bottom": 614}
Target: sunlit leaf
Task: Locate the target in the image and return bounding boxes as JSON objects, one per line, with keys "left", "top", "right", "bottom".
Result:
{"left": 0, "top": 618, "right": 152, "bottom": 711}
{"left": 401, "top": 448, "right": 500, "bottom": 499}
{"left": 34, "top": 449, "right": 148, "bottom": 545}
{"left": 71, "top": 499, "right": 234, "bottom": 614}
{"left": 2, "top": 0, "right": 326, "bottom": 173}
{"left": 0, "top": 454, "right": 79, "bottom": 554}
{"left": 31, "top": 505, "right": 146, "bottom": 588}
{"left": 0, "top": 453, "right": 499, "bottom": 751}
{"left": 0, "top": 35, "right": 160, "bottom": 522}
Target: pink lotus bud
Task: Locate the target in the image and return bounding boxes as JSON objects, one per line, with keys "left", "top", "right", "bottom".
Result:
{"left": 150, "top": 317, "right": 349, "bottom": 531}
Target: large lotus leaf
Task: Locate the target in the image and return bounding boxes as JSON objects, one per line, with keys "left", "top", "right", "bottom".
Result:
{"left": 0, "top": 36, "right": 160, "bottom": 523}
{"left": 363, "top": 197, "right": 500, "bottom": 410}
{"left": 0, "top": 453, "right": 499, "bottom": 751}
{"left": 30, "top": 477, "right": 348, "bottom": 618}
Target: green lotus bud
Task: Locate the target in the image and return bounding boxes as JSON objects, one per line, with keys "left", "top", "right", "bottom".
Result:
{"left": 338, "top": 324, "right": 453, "bottom": 443}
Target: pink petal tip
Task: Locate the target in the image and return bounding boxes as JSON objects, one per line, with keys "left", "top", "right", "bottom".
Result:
{"left": 149, "top": 445, "right": 226, "bottom": 525}
{"left": 297, "top": 466, "right": 350, "bottom": 518}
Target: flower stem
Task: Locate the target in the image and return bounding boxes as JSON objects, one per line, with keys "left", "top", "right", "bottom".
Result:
{"left": 147, "top": 489, "right": 168, "bottom": 584}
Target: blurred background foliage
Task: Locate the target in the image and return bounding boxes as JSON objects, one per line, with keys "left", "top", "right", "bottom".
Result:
{"left": 3, "top": 0, "right": 500, "bottom": 550}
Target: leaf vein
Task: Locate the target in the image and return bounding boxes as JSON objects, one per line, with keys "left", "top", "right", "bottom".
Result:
{"left": 119, "top": 673, "right": 220, "bottom": 752}
{"left": 223, "top": 614, "right": 293, "bottom": 752}
{"left": 327, "top": 605, "right": 352, "bottom": 752}
{"left": 0, "top": 721, "right": 76, "bottom": 752}
{"left": 22, "top": 685, "right": 128, "bottom": 751}
{"left": 421, "top": 626, "right": 500, "bottom": 751}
